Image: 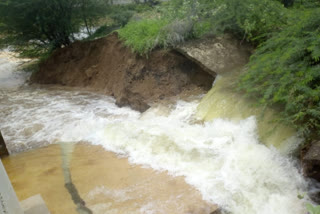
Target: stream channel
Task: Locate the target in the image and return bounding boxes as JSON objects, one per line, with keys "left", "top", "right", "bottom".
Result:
{"left": 0, "top": 51, "right": 314, "bottom": 214}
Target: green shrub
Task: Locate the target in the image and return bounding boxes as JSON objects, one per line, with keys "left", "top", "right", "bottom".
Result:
{"left": 0, "top": 0, "right": 109, "bottom": 50}
{"left": 160, "top": 0, "right": 288, "bottom": 43}
{"left": 192, "top": 21, "right": 212, "bottom": 38}
{"left": 238, "top": 9, "right": 320, "bottom": 139}
{"left": 195, "top": 0, "right": 288, "bottom": 44}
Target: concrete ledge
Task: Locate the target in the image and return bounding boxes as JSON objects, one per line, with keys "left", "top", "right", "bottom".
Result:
{"left": 20, "top": 194, "right": 50, "bottom": 214}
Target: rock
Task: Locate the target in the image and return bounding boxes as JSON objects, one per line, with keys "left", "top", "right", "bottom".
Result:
{"left": 84, "top": 65, "right": 98, "bottom": 78}
{"left": 115, "top": 90, "right": 150, "bottom": 113}
{"left": 176, "top": 35, "right": 252, "bottom": 75}
{"left": 302, "top": 141, "right": 320, "bottom": 181}
{"left": 302, "top": 140, "right": 320, "bottom": 203}
{"left": 210, "top": 208, "right": 223, "bottom": 214}
{"left": 0, "top": 131, "right": 9, "bottom": 157}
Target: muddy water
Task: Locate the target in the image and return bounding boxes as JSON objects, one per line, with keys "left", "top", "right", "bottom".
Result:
{"left": 197, "top": 70, "right": 303, "bottom": 153}
{"left": 0, "top": 53, "right": 217, "bottom": 214}
{"left": 0, "top": 52, "right": 312, "bottom": 214}
{"left": 0, "top": 51, "right": 30, "bottom": 89}
{"left": 2, "top": 143, "right": 215, "bottom": 214}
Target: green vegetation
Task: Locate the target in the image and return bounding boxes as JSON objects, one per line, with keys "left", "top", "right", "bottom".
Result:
{"left": 117, "top": 0, "right": 320, "bottom": 141}
{"left": 118, "top": 0, "right": 287, "bottom": 54}
{"left": 118, "top": 0, "right": 200, "bottom": 54}
{"left": 0, "top": 0, "right": 109, "bottom": 57}
{"left": 306, "top": 203, "right": 320, "bottom": 214}
{"left": 239, "top": 8, "right": 320, "bottom": 140}
{"left": 0, "top": 0, "right": 107, "bottom": 51}
{"left": 0, "top": 0, "right": 153, "bottom": 57}
{"left": 118, "top": 19, "right": 168, "bottom": 54}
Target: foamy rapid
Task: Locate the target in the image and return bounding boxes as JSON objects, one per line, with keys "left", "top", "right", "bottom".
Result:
{"left": 0, "top": 53, "right": 310, "bottom": 214}
{"left": 0, "top": 51, "right": 30, "bottom": 89}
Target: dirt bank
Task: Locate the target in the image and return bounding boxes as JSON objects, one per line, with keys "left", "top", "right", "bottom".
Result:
{"left": 31, "top": 33, "right": 215, "bottom": 112}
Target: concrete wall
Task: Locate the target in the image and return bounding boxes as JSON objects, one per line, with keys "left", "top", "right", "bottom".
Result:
{"left": 0, "top": 159, "right": 23, "bottom": 214}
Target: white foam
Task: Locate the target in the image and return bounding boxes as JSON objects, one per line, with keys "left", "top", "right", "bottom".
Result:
{"left": 0, "top": 53, "right": 30, "bottom": 89}
{"left": 98, "top": 103, "right": 308, "bottom": 214}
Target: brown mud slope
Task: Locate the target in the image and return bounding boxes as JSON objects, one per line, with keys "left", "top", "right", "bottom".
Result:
{"left": 31, "top": 33, "right": 215, "bottom": 112}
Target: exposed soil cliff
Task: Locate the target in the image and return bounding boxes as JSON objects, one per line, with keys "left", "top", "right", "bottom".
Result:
{"left": 31, "top": 33, "right": 215, "bottom": 112}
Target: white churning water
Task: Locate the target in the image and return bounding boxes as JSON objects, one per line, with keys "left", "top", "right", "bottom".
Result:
{"left": 0, "top": 53, "right": 311, "bottom": 214}
{"left": 0, "top": 51, "right": 30, "bottom": 89}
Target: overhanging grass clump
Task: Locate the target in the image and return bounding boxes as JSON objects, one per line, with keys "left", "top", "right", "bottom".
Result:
{"left": 118, "top": 18, "right": 197, "bottom": 55}
{"left": 118, "top": 19, "right": 168, "bottom": 54}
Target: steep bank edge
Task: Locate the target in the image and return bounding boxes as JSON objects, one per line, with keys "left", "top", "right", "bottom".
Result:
{"left": 31, "top": 33, "right": 216, "bottom": 112}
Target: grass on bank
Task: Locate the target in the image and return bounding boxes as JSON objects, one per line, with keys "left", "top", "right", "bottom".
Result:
{"left": 118, "top": 19, "right": 168, "bottom": 54}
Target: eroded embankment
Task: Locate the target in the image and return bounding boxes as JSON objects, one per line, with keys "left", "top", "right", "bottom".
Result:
{"left": 31, "top": 33, "right": 215, "bottom": 112}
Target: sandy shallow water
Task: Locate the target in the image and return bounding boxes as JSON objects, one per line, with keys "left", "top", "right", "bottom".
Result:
{"left": 2, "top": 143, "right": 217, "bottom": 214}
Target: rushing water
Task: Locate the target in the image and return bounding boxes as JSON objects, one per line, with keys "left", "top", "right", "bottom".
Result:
{"left": 197, "top": 70, "right": 303, "bottom": 154}
{"left": 0, "top": 52, "right": 312, "bottom": 214}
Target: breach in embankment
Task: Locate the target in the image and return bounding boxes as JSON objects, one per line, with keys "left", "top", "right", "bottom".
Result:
{"left": 2, "top": 31, "right": 318, "bottom": 214}
{"left": 30, "top": 32, "right": 250, "bottom": 112}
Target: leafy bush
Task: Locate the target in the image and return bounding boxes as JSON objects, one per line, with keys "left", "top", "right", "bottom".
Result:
{"left": 238, "top": 9, "right": 320, "bottom": 139}
{"left": 209, "top": 0, "right": 287, "bottom": 43}
{"left": 159, "top": 0, "right": 288, "bottom": 44}
{"left": 0, "top": 0, "right": 108, "bottom": 56}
